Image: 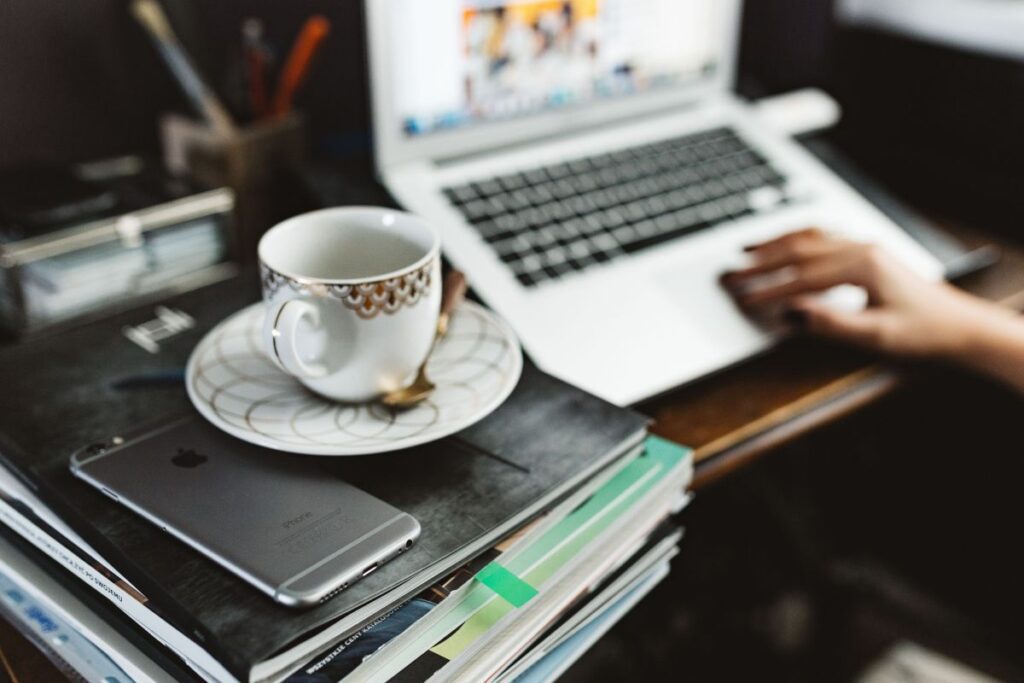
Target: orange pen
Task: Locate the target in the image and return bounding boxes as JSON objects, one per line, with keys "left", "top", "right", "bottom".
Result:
{"left": 271, "top": 15, "right": 332, "bottom": 118}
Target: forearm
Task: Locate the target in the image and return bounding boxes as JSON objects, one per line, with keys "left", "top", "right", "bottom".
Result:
{"left": 950, "top": 304, "right": 1024, "bottom": 392}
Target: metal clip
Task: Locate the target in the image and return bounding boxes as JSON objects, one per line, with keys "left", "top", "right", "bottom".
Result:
{"left": 122, "top": 306, "right": 196, "bottom": 354}
{"left": 115, "top": 214, "right": 144, "bottom": 249}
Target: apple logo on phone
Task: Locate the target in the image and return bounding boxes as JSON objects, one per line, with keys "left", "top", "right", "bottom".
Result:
{"left": 172, "top": 448, "right": 208, "bottom": 468}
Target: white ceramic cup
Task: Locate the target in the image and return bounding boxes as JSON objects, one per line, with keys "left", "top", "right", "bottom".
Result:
{"left": 259, "top": 207, "right": 442, "bottom": 403}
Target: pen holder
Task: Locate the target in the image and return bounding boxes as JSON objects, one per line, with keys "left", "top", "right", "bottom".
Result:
{"left": 161, "top": 113, "right": 306, "bottom": 261}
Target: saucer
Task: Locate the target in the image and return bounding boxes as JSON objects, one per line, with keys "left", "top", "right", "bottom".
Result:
{"left": 185, "top": 301, "right": 523, "bottom": 455}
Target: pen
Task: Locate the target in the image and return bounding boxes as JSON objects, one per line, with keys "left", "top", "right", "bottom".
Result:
{"left": 130, "top": 0, "right": 238, "bottom": 138}
{"left": 242, "top": 18, "right": 269, "bottom": 120}
{"left": 271, "top": 15, "right": 332, "bottom": 118}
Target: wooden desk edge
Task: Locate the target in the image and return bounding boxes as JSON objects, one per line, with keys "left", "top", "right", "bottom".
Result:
{"left": 691, "top": 364, "right": 899, "bottom": 489}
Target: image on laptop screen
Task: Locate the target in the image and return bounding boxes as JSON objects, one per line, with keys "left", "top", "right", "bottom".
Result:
{"left": 388, "top": 0, "right": 720, "bottom": 137}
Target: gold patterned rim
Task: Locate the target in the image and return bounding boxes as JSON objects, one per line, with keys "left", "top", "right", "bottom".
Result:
{"left": 260, "top": 258, "right": 436, "bottom": 319}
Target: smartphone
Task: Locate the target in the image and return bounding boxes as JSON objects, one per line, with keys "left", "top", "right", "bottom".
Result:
{"left": 70, "top": 416, "right": 420, "bottom": 608}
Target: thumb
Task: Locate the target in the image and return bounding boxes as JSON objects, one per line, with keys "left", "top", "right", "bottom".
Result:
{"left": 791, "top": 300, "right": 887, "bottom": 350}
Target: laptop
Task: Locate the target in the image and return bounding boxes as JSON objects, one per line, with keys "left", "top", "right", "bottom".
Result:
{"left": 365, "top": 0, "right": 943, "bottom": 406}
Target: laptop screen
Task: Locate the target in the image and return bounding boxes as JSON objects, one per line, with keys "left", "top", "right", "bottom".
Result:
{"left": 387, "top": 0, "right": 721, "bottom": 139}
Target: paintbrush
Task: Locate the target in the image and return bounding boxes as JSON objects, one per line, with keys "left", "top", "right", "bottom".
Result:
{"left": 131, "top": 0, "right": 238, "bottom": 138}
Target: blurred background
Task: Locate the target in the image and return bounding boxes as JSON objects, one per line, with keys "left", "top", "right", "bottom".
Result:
{"left": 3, "top": 1, "right": 1024, "bottom": 681}
{"left": 2, "top": 0, "right": 1022, "bottom": 232}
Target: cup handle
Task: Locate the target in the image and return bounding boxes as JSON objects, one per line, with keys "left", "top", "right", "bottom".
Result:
{"left": 264, "top": 300, "right": 331, "bottom": 379}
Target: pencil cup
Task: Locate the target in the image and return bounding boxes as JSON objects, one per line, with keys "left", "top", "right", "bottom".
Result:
{"left": 161, "top": 113, "right": 306, "bottom": 260}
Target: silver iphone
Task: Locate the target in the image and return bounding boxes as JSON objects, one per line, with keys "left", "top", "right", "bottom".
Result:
{"left": 70, "top": 416, "right": 420, "bottom": 608}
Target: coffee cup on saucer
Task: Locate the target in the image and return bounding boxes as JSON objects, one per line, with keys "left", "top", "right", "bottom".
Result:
{"left": 259, "top": 207, "right": 442, "bottom": 403}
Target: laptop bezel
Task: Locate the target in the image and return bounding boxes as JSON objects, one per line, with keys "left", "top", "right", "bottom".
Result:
{"left": 366, "top": 0, "right": 744, "bottom": 171}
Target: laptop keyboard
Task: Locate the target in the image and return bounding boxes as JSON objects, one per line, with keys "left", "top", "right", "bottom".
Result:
{"left": 443, "top": 127, "right": 791, "bottom": 287}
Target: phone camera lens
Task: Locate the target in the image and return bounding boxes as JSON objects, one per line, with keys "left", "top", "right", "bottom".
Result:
{"left": 86, "top": 443, "right": 107, "bottom": 455}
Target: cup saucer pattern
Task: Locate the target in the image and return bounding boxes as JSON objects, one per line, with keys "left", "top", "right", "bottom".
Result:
{"left": 186, "top": 301, "right": 522, "bottom": 456}
{"left": 260, "top": 260, "right": 434, "bottom": 320}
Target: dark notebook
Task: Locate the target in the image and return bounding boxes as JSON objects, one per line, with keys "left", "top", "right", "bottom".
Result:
{"left": 0, "top": 271, "right": 647, "bottom": 681}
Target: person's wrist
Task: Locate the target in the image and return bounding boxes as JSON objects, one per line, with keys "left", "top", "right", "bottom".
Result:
{"left": 945, "top": 301, "right": 1024, "bottom": 368}
{"left": 923, "top": 291, "right": 1011, "bottom": 363}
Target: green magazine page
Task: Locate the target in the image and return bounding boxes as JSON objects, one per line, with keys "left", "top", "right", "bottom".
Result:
{"left": 431, "top": 436, "right": 689, "bottom": 661}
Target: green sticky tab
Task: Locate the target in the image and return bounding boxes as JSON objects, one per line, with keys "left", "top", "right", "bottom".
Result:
{"left": 645, "top": 435, "right": 692, "bottom": 463}
{"left": 475, "top": 562, "right": 538, "bottom": 608}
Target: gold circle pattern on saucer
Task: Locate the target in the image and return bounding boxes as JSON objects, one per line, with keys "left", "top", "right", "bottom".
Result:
{"left": 185, "top": 301, "right": 523, "bottom": 455}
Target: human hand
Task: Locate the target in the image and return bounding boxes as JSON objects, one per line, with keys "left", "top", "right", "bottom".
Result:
{"left": 720, "top": 228, "right": 1006, "bottom": 360}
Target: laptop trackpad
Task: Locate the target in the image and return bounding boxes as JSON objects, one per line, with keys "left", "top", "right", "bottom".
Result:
{"left": 652, "top": 265, "right": 780, "bottom": 341}
{"left": 654, "top": 264, "right": 868, "bottom": 338}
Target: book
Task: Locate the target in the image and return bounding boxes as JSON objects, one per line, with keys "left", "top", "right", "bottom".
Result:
{"left": 502, "top": 561, "right": 672, "bottom": 683}
{"left": 0, "top": 270, "right": 651, "bottom": 682}
{"left": 283, "top": 452, "right": 644, "bottom": 682}
{"left": 0, "top": 532, "right": 181, "bottom": 683}
{"left": 358, "top": 439, "right": 690, "bottom": 683}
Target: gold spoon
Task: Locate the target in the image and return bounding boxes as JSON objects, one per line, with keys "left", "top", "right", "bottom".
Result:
{"left": 381, "top": 271, "right": 468, "bottom": 409}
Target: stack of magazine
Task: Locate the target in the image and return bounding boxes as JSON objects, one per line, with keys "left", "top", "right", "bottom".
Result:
{"left": 0, "top": 275, "right": 693, "bottom": 682}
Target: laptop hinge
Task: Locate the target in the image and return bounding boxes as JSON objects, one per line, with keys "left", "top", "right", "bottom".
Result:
{"left": 432, "top": 98, "right": 711, "bottom": 169}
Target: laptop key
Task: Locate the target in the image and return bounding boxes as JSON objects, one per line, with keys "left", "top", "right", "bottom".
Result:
{"left": 531, "top": 226, "right": 559, "bottom": 248}
{"left": 498, "top": 174, "right": 527, "bottom": 192}
{"left": 550, "top": 179, "right": 578, "bottom": 200}
{"left": 624, "top": 200, "right": 650, "bottom": 222}
{"left": 545, "top": 262, "right": 574, "bottom": 279}
{"left": 599, "top": 209, "right": 626, "bottom": 230}
{"left": 541, "top": 246, "right": 569, "bottom": 266}
{"left": 474, "top": 219, "right": 504, "bottom": 241}
{"left": 633, "top": 219, "right": 659, "bottom": 238}
{"left": 518, "top": 253, "right": 543, "bottom": 273}
{"left": 505, "top": 190, "right": 533, "bottom": 211}
{"left": 567, "top": 158, "right": 593, "bottom": 175}
{"left": 494, "top": 234, "right": 532, "bottom": 257}
{"left": 580, "top": 215, "right": 604, "bottom": 236}
{"left": 516, "top": 271, "right": 541, "bottom": 287}
{"left": 461, "top": 199, "right": 497, "bottom": 222}
{"left": 623, "top": 218, "right": 710, "bottom": 255}
{"left": 569, "top": 255, "right": 598, "bottom": 271}
{"left": 546, "top": 162, "right": 572, "bottom": 180}
{"left": 612, "top": 224, "right": 639, "bottom": 245}
{"left": 524, "top": 185, "right": 554, "bottom": 205}
{"left": 590, "top": 233, "right": 618, "bottom": 252}
{"left": 720, "top": 194, "right": 751, "bottom": 217}
{"left": 698, "top": 201, "right": 727, "bottom": 223}
{"left": 571, "top": 174, "right": 599, "bottom": 193}
{"left": 589, "top": 153, "right": 616, "bottom": 169}
{"left": 524, "top": 168, "right": 549, "bottom": 185}
{"left": 567, "top": 240, "right": 592, "bottom": 261}
{"left": 446, "top": 185, "right": 478, "bottom": 205}
{"left": 549, "top": 201, "right": 575, "bottom": 221}
{"left": 473, "top": 179, "right": 503, "bottom": 197}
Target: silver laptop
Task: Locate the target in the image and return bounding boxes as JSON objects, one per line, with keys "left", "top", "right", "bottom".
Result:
{"left": 365, "top": 0, "right": 942, "bottom": 406}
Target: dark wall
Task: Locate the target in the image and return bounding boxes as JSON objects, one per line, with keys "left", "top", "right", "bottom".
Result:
{"left": 738, "top": 0, "right": 837, "bottom": 97}
{"left": 1, "top": 0, "right": 838, "bottom": 167}
{"left": 0, "top": 0, "right": 371, "bottom": 166}
{"left": 2, "top": 0, "right": 1020, "bottom": 231}
{"left": 0, "top": 0, "right": 175, "bottom": 165}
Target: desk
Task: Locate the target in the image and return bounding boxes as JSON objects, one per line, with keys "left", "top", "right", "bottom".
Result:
{"left": 646, "top": 221, "right": 1024, "bottom": 491}
{"left": 2, "top": 221, "right": 1023, "bottom": 681}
